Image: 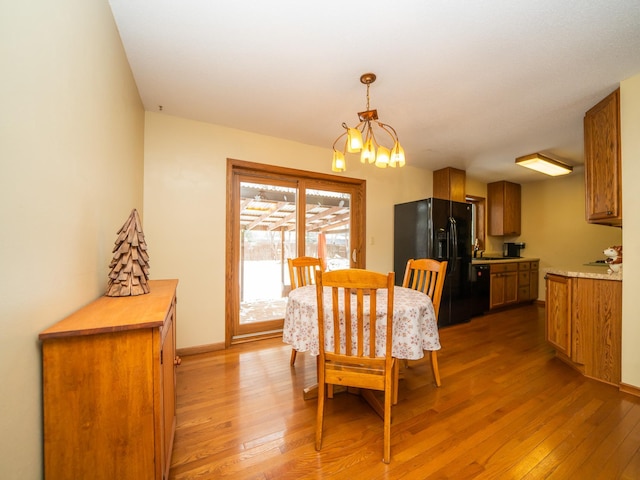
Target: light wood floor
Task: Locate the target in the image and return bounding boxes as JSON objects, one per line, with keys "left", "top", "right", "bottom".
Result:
{"left": 169, "top": 304, "right": 640, "bottom": 479}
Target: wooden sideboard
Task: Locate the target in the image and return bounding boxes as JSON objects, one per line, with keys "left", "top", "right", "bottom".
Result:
{"left": 39, "top": 279, "right": 179, "bottom": 480}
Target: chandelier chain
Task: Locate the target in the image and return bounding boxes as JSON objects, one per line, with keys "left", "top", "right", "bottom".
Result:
{"left": 366, "top": 83, "right": 371, "bottom": 111}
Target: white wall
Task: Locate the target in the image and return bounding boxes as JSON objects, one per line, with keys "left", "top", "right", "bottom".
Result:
{"left": 143, "top": 112, "right": 432, "bottom": 348}
{"left": 0, "top": 1, "right": 144, "bottom": 477}
{"left": 621, "top": 73, "right": 640, "bottom": 388}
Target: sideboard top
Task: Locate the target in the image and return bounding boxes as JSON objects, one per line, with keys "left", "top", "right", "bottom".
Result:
{"left": 39, "top": 279, "right": 178, "bottom": 340}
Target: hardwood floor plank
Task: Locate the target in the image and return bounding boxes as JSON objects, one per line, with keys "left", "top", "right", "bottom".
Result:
{"left": 169, "top": 304, "right": 640, "bottom": 479}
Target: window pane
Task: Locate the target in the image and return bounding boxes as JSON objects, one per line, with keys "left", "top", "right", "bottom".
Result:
{"left": 305, "top": 188, "right": 351, "bottom": 271}
{"left": 239, "top": 182, "right": 296, "bottom": 324}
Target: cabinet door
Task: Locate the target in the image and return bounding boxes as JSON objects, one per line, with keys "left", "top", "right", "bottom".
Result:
{"left": 573, "top": 278, "right": 622, "bottom": 385}
{"left": 530, "top": 264, "right": 539, "bottom": 301}
{"left": 433, "top": 167, "right": 466, "bottom": 202}
{"left": 517, "top": 270, "right": 530, "bottom": 302}
{"left": 490, "top": 273, "right": 505, "bottom": 309}
{"left": 487, "top": 181, "right": 521, "bottom": 236}
{"left": 489, "top": 264, "right": 518, "bottom": 309}
{"left": 160, "top": 299, "right": 177, "bottom": 480}
{"left": 545, "top": 274, "right": 572, "bottom": 356}
{"left": 584, "top": 89, "right": 621, "bottom": 226}
{"left": 504, "top": 272, "right": 518, "bottom": 305}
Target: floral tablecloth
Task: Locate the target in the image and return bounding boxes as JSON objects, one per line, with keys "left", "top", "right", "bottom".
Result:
{"left": 283, "top": 285, "right": 440, "bottom": 360}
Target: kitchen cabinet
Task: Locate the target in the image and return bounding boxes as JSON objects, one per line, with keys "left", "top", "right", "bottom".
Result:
{"left": 489, "top": 263, "right": 518, "bottom": 309}
{"left": 530, "top": 261, "right": 539, "bottom": 300}
{"left": 545, "top": 273, "right": 621, "bottom": 385}
{"left": 584, "top": 88, "right": 622, "bottom": 226}
{"left": 484, "top": 259, "right": 538, "bottom": 310}
{"left": 39, "top": 279, "right": 179, "bottom": 480}
{"left": 545, "top": 274, "right": 572, "bottom": 357}
{"left": 487, "top": 181, "right": 521, "bottom": 236}
{"left": 517, "top": 261, "right": 539, "bottom": 302}
{"left": 433, "top": 167, "right": 466, "bottom": 202}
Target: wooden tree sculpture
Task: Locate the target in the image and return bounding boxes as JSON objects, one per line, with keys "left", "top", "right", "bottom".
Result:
{"left": 106, "top": 208, "right": 150, "bottom": 296}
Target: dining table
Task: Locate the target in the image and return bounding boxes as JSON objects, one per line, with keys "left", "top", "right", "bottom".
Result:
{"left": 283, "top": 284, "right": 440, "bottom": 402}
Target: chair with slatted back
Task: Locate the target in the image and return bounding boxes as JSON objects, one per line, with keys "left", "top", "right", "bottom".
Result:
{"left": 287, "top": 256, "right": 325, "bottom": 366}
{"left": 315, "top": 268, "right": 397, "bottom": 463}
{"left": 402, "top": 258, "right": 448, "bottom": 387}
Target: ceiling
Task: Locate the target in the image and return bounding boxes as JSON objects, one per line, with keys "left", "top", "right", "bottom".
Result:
{"left": 108, "top": 0, "right": 640, "bottom": 184}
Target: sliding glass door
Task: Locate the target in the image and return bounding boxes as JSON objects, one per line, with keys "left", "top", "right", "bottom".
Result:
{"left": 227, "top": 160, "right": 365, "bottom": 345}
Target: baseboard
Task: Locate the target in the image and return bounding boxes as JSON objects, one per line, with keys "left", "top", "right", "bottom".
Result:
{"left": 177, "top": 342, "right": 225, "bottom": 357}
{"left": 620, "top": 382, "right": 640, "bottom": 398}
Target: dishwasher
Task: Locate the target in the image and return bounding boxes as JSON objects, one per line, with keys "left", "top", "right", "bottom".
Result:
{"left": 471, "top": 264, "right": 490, "bottom": 317}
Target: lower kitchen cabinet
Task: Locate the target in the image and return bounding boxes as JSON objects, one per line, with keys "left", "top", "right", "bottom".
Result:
{"left": 545, "top": 273, "right": 621, "bottom": 386}
{"left": 517, "top": 261, "right": 539, "bottom": 302}
{"left": 490, "top": 263, "right": 518, "bottom": 309}
{"left": 545, "top": 274, "right": 572, "bottom": 357}
{"left": 39, "top": 279, "right": 179, "bottom": 480}
{"left": 484, "top": 260, "right": 539, "bottom": 310}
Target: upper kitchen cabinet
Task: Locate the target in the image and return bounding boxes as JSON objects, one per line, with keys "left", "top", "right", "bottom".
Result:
{"left": 433, "top": 167, "right": 466, "bottom": 202}
{"left": 584, "top": 88, "right": 622, "bottom": 226}
{"left": 487, "top": 181, "right": 521, "bottom": 236}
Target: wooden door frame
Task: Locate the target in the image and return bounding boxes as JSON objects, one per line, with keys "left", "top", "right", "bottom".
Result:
{"left": 225, "top": 159, "right": 366, "bottom": 347}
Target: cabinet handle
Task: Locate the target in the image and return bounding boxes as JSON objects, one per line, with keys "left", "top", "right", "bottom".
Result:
{"left": 607, "top": 210, "right": 613, "bottom": 215}
{"left": 174, "top": 356, "right": 182, "bottom": 366}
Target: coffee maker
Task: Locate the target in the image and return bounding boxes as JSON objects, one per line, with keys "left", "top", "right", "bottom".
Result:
{"left": 503, "top": 242, "right": 525, "bottom": 258}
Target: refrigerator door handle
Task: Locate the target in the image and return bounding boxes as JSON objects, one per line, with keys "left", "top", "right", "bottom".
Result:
{"left": 449, "top": 216, "right": 457, "bottom": 273}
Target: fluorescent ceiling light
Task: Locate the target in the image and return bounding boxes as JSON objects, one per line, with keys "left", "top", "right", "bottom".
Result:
{"left": 515, "top": 153, "right": 573, "bottom": 176}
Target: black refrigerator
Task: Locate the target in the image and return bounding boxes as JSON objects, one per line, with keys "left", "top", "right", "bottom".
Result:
{"left": 393, "top": 198, "right": 473, "bottom": 327}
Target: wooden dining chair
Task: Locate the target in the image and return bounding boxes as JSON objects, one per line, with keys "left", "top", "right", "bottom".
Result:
{"left": 315, "top": 268, "right": 397, "bottom": 463}
{"left": 287, "top": 256, "right": 325, "bottom": 366}
{"left": 402, "top": 258, "right": 448, "bottom": 387}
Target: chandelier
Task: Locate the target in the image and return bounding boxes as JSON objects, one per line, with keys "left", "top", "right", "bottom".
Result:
{"left": 331, "top": 73, "right": 406, "bottom": 172}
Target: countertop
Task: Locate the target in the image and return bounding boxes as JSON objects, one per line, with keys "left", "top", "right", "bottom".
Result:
{"left": 471, "top": 257, "right": 539, "bottom": 265}
{"left": 471, "top": 257, "right": 622, "bottom": 281}
{"left": 543, "top": 265, "right": 622, "bottom": 281}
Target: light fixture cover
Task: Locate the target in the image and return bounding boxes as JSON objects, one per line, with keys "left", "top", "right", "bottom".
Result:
{"left": 375, "top": 146, "right": 390, "bottom": 168}
{"left": 332, "top": 151, "right": 346, "bottom": 172}
{"left": 515, "top": 153, "right": 573, "bottom": 176}
{"left": 360, "top": 138, "right": 375, "bottom": 164}
{"left": 346, "top": 128, "right": 363, "bottom": 153}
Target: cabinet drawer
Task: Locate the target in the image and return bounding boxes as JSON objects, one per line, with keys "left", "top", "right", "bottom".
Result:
{"left": 490, "top": 263, "right": 518, "bottom": 273}
{"left": 530, "top": 261, "right": 539, "bottom": 270}
{"left": 518, "top": 285, "right": 530, "bottom": 301}
{"left": 518, "top": 262, "right": 530, "bottom": 270}
{"left": 518, "top": 271, "right": 530, "bottom": 285}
